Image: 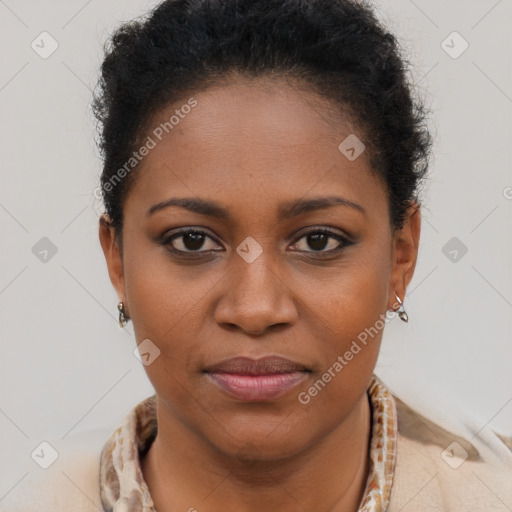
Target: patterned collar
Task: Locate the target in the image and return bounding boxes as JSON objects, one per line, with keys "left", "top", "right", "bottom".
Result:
{"left": 99, "top": 374, "right": 397, "bottom": 512}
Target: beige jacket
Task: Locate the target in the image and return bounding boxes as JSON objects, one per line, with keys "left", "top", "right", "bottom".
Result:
{"left": 2, "top": 393, "right": 511, "bottom": 511}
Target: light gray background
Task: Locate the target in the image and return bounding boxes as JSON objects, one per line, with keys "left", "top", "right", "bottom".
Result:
{"left": 1, "top": 0, "right": 511, "bottom": 502}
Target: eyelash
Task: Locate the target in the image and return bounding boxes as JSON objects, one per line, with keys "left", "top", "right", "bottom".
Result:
{"left": 161, "top": 227, "right": 354, "bottom": 257}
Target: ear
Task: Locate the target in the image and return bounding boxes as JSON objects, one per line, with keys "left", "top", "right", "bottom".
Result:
{"left": 98, "top": 214, "right": 126, "bottom": 305}
{"left": 387, "top": 201, "right": 421, "bottom": 310}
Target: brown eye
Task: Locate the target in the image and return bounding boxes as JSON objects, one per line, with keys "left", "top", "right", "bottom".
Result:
{"left": 163, "top": 229, "right": 222, "bottom": 253}
{"left": 291, "top": 229, "right": 353, "bottom": 254}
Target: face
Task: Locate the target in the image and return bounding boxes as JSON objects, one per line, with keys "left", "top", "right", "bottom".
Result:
{"left": 100, "top": 77, "right": 420, "bottom": 461}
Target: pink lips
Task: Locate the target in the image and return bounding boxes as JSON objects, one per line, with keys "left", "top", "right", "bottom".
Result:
{"left": 203, "top": 356, "right": 310, "bottom": 402}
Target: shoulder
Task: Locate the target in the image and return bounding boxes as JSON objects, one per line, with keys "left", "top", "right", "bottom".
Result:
{"left": 1, "top": 427, "right": 108, "bottom": 512}
{"left": 389, "top": 394, "right": 512, "bottom": 511}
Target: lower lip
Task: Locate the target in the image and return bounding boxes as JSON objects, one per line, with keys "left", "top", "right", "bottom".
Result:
{"left": 206, "top": 372, "right": 309, "bottom": 401}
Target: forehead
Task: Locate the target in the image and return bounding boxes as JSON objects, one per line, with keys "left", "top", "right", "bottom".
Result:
{"left": 124, "top": 78, "right": 388, "bottom": 223}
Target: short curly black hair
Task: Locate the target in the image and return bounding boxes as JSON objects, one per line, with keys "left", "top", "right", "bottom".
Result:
{"left": 92, "top": 0, "right": 432, "bottom": 240}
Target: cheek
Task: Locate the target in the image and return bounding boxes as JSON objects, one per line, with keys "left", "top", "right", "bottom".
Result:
{"left": 122, "top": 229, "right": 204, "bottom": 338}
{"left": 292, "top": 266, "right": 388, "bottom": 433}
{"left": 123, "top": 249, "right": 206, "bottom": 406}
{"left": 297, "top": 244, "right": 390, "bottom": 339}
{"left": 121, "top": 235, "right": 223, "bottom": 388}
{"left": 299, "top": 249, "right": 390, "bottom": 390}
{"left": 326, "top": 263, "right": 389, "bottom": 336}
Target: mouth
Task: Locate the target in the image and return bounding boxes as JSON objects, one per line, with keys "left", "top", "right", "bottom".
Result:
{"left": 202, "top": 356, "right": 311, "bottom": 402}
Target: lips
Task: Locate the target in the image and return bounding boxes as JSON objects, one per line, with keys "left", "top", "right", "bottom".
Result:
{"left": 203, "top": 356, "right": 310, "bottom": 401}
{"left": 203, "top": 355, "right": 309, "bottom": 375}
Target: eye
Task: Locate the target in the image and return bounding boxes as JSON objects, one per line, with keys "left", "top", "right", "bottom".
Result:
{"left": 290, "top": 228, "right": 353, "bottom": 254}
{"left": 161, "top": 226, "right": 353, "bottom": 256}
{"left": 162, "top": 228, "right": 222, "bottom": 253}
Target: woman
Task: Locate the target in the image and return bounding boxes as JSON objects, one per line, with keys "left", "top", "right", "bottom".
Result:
{"left": 6, "top": 0, "right": 511, "bottom": 511}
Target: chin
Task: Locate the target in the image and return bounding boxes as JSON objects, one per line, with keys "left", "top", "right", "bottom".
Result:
{"left": 205, "top": 421, "right": 312, "bottom": 463}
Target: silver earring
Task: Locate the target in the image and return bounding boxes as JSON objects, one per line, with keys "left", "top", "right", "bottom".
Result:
{"left": 394, "top": 293, "right": 408, "bottom": 323}
{"left": 118, "top": 301, "right": 128, "bottom": 328}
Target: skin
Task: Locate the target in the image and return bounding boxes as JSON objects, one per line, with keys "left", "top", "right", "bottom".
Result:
{"left": 99, "top": 76, "right": 421, "bottom": 512}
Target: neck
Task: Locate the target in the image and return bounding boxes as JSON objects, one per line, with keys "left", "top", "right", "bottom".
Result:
{"left": 141, "top": 391, "right": 372, "bottom": 512}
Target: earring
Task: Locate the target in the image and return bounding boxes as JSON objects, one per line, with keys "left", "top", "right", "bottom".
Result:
{"left": 394, "top": 292, "right": 408, "bottom": 323}
{"left": 118, "top": 301, "right": 128, "bottom": 328}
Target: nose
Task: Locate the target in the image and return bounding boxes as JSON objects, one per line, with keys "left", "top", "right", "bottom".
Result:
{"left": 214, "top": 254, "right": 299, "bottom": 336}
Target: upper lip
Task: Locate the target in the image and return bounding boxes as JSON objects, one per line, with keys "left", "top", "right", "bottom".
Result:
{"left": 203, "top": 356, "right": 310, "bottom": 375}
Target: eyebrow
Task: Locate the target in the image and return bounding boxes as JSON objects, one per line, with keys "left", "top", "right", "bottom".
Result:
{"left": 147, "top": 195, "right": 366, "bottom": 219}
